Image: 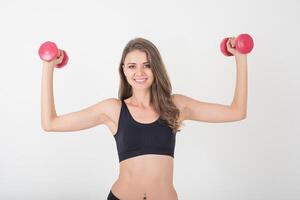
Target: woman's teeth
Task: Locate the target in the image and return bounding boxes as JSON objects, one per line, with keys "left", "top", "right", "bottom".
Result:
{"left": 134, "top": 78, "right": 147, "bottom": 83}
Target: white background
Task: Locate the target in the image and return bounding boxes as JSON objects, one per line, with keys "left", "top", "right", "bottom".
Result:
{"left": 0, "top": 0, "right": 299, "bottom": 199}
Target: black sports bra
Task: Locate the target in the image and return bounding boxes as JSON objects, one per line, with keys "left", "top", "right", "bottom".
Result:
{"left": 113, "top": 100, "right": 176, "bottom": 162}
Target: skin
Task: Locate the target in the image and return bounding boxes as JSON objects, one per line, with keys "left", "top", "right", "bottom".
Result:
{"left": 41, "top": 38, "right": 247, "bottom": 200}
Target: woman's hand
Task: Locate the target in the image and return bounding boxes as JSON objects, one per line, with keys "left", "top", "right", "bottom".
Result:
{"left": 226, "top": 37, "right": 247, "bottom": 60}
{"left": 42, "top": 50, "right": 65, "bottom": 68}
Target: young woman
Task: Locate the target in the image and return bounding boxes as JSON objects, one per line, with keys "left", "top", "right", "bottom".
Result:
{"left": 41, "top": 37, "right": 247, "bottom": 200}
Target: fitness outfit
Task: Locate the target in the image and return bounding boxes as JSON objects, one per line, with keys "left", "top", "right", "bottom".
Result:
{"left": 107, "top": 100, "right": 176, "bottom": 200}
{"left": 107, "top": 190, "right": 120, "bottom": 200}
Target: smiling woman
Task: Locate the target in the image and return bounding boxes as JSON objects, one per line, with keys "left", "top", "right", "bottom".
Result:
{"left": 41, "top": 36, "right": 247, "bottom": 200}
{"left": 118, "top": 38, "right": 182, "bottom": 134}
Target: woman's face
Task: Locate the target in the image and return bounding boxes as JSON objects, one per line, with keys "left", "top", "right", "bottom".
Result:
{"left": 122, "top": 50, "right": 154, "bottom": 90}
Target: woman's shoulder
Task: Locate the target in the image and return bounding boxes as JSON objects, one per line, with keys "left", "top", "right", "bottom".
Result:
{"left": 104, "top": 97, "right": 121, "bottom": 104}
{"left": 171, "top": 93, "right": 185, "bottom": 109}
{"left": 97, "top": 98, "right": 122, "bottom": 116}
{"left": 100, "top": 98, "right": 123, "bottom": 125}
{"left": 103, "top": 97, "right": 122, "bottom": 110}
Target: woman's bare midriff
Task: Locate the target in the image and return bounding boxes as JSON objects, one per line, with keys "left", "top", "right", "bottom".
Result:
{"left": 110, "top": 154, "right": 178, "bottom": 200}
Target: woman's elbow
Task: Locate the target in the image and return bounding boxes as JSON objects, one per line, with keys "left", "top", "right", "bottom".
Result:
{"left": 238, "top": 113, "right": 247, "bottom": 121}
{"left": 42, "top": 126, "right": 51, "bottom": 132}
{"left": 41, "top": 122, "right": 52, "bottom": 132}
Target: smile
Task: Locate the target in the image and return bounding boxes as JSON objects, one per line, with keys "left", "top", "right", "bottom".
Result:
{"left": 134, "top": 78, "right": 148, "bottom": 83}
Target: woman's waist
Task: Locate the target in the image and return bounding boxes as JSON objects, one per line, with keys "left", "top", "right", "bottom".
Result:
{"left": 113, "top": 176, "right": 175, "bottom": 192}
{"left": 118, "top": 169, "right": 173, "bottom": 184}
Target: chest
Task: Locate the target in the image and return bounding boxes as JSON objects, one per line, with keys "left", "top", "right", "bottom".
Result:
{"left": 127, "top": 106, "right": 159, "bottom": 124}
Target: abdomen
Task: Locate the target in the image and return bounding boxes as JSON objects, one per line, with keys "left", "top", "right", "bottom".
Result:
{"left": 111, "top": 154, "right": 178, "bottom": 200}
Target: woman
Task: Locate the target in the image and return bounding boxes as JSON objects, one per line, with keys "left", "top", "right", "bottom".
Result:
{"left": 41, "top": 37, "right": 247, "bottom": 200}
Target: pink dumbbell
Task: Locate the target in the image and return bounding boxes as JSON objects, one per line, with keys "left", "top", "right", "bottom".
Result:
{"left": 220, "top": 33, "right": 254, "bottom": 56}
{"left": 38, "top": 41, "right": 69, "bottom": 68}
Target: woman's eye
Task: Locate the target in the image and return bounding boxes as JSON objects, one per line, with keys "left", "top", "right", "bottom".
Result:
{"left": 128, "top": 65, "right": 150, "bottom": 69}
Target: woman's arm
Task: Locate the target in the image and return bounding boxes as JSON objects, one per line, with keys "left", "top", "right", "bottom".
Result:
{"left": 41, "top": 51, "right": 115, "bottom": 132}
{"left": 172, "top": 38, "right": 248, "bottom": 123}
{"left": 230, "top": 54, "right": 247, "bottom": 117}
{"left": 41, "top": 60, "right": 59, "bottom": 130}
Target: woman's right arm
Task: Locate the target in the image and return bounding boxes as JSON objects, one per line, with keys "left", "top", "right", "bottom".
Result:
{"left": 41, "top": 52, "right": 115, "bottom": 132}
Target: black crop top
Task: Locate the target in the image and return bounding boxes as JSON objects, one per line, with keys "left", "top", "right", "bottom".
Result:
{"left": 113, "top": 100, "right": 176, "bottom": 162}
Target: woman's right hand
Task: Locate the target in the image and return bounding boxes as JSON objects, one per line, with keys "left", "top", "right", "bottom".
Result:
{"left": 43, "top": 50, "right": 65, "bottom": 68}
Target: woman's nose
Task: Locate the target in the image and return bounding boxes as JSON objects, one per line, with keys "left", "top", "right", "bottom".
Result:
{"left": 136, "top": 66, "right": 145, "bottom": 74}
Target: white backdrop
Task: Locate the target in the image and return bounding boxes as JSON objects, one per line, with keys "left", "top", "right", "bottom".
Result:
{"left": 0, "top": 0, "right": 299, "bottom": 199}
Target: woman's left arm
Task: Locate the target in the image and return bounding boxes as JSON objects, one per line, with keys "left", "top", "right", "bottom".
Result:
{"left": 173, "top": 38, "right": 248, "bottom": 123}
{"left": 230, "top": 53, "right": 248, "bottom": 118}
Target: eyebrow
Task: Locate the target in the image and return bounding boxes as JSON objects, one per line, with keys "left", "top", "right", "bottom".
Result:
{"left": 127, "top": 62, "right": 150, "bottom": 65}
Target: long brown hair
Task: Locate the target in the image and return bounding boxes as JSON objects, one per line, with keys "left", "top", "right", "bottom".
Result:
{"left": 118, "top": 37, "right": 183, "bottom": 134}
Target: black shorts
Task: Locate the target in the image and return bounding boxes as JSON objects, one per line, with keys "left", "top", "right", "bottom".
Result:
{"left": 107, "top": 190, "right": 120, "bottom": 200}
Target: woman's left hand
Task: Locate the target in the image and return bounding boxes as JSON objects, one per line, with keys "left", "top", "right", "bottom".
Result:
{"left": 226, "top": 37, "right": 246, "bottom": 59}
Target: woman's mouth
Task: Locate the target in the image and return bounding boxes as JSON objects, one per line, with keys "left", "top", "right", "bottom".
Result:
{"left": 134, "top": 78, "right": 148, "bottom": 84}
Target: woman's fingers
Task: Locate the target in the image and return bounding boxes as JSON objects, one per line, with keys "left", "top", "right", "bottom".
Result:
{"left": 226, "top": 37, "right": 237, "bottom": 55}
{"left": 227, "top": 37, "right": 235, "bottom": 48}
{"left": 55, "top": 50, "right": 64, "bottom": 65}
